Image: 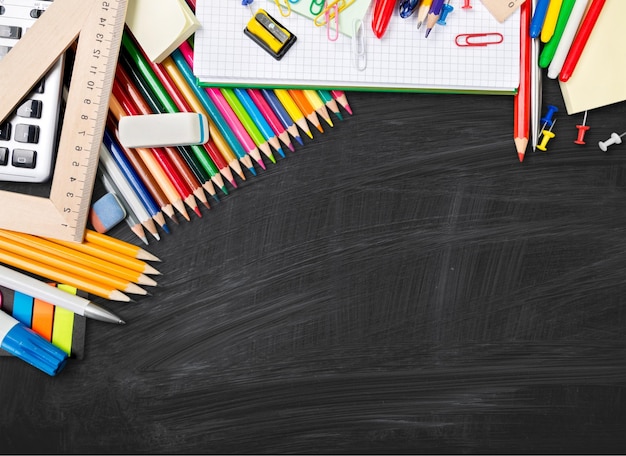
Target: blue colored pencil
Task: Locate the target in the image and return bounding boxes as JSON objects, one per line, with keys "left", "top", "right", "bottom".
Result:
{"left": 102, "top": 129, "right": 169, "bottom": 234}
{"left": 260, "top": 88, "right": 304, "bottom": 146}
{"left": 233, "top": 88, "right": 285, "bottom": 158}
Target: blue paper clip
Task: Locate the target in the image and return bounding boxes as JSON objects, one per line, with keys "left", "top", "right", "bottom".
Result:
{"left": 455, "top": 32, "right": 503, "bottom": 47}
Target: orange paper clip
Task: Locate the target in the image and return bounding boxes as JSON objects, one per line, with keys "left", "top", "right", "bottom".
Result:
{"left": 455, "top": 32, "right": 503, "bottom": 47}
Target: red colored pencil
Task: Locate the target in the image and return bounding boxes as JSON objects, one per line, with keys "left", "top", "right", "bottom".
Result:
{"left": 559, "top": 0, "right": 606, "bottom": 82}
{"left": 514, "top": 0, "right": 531, "bottom": 162}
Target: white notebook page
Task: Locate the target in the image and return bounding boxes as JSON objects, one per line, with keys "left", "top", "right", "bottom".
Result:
{"left": 193, "top": 0, "right": 520, "bottom": 93}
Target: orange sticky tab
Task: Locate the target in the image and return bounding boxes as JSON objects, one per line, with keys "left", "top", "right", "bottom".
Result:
{"left": 32, "top": 298, "right": 55, "bottom": 341}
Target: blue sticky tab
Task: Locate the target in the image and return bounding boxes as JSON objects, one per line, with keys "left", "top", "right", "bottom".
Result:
{"left": 12, "top": 291, "right": 33, "bottom": 326}
{"left": 1, "top": 323, "right": 68, "bottom": 376}
{"left": 89, "top": 192, "right": 127, "bottom": 233}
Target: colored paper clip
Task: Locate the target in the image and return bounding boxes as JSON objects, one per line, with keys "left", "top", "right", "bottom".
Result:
{"left": 455, "top": 32, "right": 503, "bottom": 47}
{"left": 320, "top": 1, "right": 339, "bottom": 41}
{"left": 310, "top": 0, "right": 325, "bottom": 15}
{"left": 314, "top": 0, "right": 355, "bottom": 27}
{"left": 273, "top": 0, "right": 291, "bottom": 16}
{"left": 352, "top": 18, "right": 366, "bottom": 71}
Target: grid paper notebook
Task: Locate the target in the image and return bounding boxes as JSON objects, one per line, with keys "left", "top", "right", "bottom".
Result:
{"left": 193, "top": 0, "right": 520, "bottom": 94}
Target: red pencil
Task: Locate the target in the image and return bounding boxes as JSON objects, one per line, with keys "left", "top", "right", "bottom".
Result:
{"left": 514, "top": 0, "right": 531, "bottom": 162}
{"left": 559, "top": 0, "right": 606, "bottom": 83}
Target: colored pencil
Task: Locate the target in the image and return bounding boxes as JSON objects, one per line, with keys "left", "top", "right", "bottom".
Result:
{"left": 45, "top": 240, "right": 160, "bottom": 277}
{"left": 0, "top": 248, "right": 131, "bottom": 302}
{"left": 287, "top": 89, "right": 324, "bottom": 134}
{"left": 247, "top": 88, "right": 295, "bottom": 152}
{"left": 330, "top": 90, "right": 353, "bottom": 115}
{"left": 274, "top": 89, "right": 314, "bottom": 139}
{"left": 99, "top": 144, "right": 161, "bottom": 241}
{"left": 157, "top": 56, "right": 238, "bottom": 188}
{"left": 0, "top": 237, "right": 147, "bottom": 296}
{"left": 303, "top": 89, "right": 334, "bottom": 128}
{"left": 83, "top": 229, "right": 159, "bottom": 263}
{"left": 541, "top": 0, "right": 563, "bottom": 43}
{"left": 546, "top": 0, "right": 590, "bottom": 79}
{"left": 110, "top": 88, "right": 192, "bottom": 221}
{"left": 316, "top": 89, "right": 343, "bottom": 121}
{"left": 514, "top": 0, "right": 531, "bottom": 161}
{"left": 233, "top": 88, "right": 285, "bottom": 158}
{"left": 205, "top": 86, "right": 266, "bottom": 169}
{"left": 0, "top": 230, "right": 156, "bottom": 285}
{"left": 103, "top": 128, "right": 169, "bottom": 234}
{"left": 260, "top": 88, "right": 303, "bottom": 145}
{"left": 222, "top": 88, "right": 276, "bottom": 164}
{"left": 174, "top": 44, "right": 255, "bottom": 177}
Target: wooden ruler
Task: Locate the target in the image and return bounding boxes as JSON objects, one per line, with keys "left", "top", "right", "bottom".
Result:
{"left": 0, "top": 0, "right": 128, "bottom": 242}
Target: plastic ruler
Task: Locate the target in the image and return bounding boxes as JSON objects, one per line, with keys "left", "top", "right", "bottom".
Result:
{"left": 0, "top": 0, "right": 128, "bottom": 242}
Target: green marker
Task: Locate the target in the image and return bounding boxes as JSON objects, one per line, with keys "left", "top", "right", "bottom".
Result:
{"left": 539, "top": 0, "right": 576, "bottom": 68}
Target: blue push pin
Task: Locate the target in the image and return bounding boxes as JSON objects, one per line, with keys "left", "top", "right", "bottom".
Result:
{"left": 437, "top": 0, "right": 454, "bottom": 25}
{"left": 540, "top": 104, "right": 559, "bottom": 128}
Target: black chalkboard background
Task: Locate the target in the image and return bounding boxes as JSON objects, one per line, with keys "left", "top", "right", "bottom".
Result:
{"left": 0, "top": 75, "right": 625, "bottom": 454}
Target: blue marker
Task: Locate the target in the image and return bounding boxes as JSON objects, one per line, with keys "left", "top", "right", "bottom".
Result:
{"left": 0, "top": 309, "right": 68, "bottom": 376}
{"left": 529, "top": 0, "right": 550, "bottom": 38}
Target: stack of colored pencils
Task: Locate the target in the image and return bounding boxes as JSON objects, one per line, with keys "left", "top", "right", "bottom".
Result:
{"left": 98, "top": 27, "right": 352, "bottom": 244}
{"left": 0, "top": 228, "right": 160, "bottom": 302}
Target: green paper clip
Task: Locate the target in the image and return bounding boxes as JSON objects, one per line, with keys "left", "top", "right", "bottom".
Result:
{"left": 244, "top": 9, "right": 297, "bottom": 60}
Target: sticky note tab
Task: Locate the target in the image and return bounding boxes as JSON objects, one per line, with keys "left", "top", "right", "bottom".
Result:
{"left": 125, "top": 0, "right": 200, "bottom": 63}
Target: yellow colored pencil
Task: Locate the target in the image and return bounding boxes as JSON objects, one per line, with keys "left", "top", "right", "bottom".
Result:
{"left": 303, "top": 89, "right": 334, "bottom": 128}
{"left": 84, "top": 229, "right": 160, "bottom": 262}
{"left": 273, "top": 89, "right": 314, "bottom": 139}
{"left": 0, "top": 230, "right": 156, "bottom": 286}
{"left": 45, "top": 238, "right": 160, "bottom": 275}
{"left": 0, "top": 249, "right": 130, "bottom": 302}
{"left": 0, "top": 238, "right": 146, "bottom": 295}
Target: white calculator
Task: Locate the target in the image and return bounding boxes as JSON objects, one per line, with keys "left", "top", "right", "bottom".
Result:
{"left": 0, "top": 0, "right": 64, "bottom": 183}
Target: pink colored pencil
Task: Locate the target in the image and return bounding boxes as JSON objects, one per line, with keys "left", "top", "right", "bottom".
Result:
{"left": 204, "top": 87, "right": 265, "bottom": 170}
{"left": 330, "top": 90, "right": 353, "bottom": 115}
{"left": 247, "top": 89, "right": 295, "bottom": 152}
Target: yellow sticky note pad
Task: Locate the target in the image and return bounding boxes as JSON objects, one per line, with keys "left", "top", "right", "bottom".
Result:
{"left": 125, "top": 0, "right": 200, "bottom": 63}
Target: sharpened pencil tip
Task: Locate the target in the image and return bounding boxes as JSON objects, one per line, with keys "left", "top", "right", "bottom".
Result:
{"left": 248, "top": 167, "right": 257, "bottom": 177}
{"left": 161, "top": 224, "right": 170, "bottom": 234}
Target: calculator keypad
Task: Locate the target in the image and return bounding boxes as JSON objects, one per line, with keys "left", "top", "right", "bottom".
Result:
{"left": 0, "top": 0, "right": 63, "bottom": 183}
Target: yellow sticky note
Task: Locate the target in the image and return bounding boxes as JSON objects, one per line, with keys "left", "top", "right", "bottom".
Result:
{"left": 125, "top": 0, "right": 200, "bottom": 63}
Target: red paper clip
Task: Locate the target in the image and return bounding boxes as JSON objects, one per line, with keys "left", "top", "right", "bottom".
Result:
{"left": 455, "top": 32, "right": 503, "bottom": 47}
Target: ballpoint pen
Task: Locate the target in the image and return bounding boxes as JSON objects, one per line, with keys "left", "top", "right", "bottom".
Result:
{"left": 0, "top": 264, "right": 125, "bottom": 324}
{"left": 372, "top": 0, "right": 397, "bottom": 39}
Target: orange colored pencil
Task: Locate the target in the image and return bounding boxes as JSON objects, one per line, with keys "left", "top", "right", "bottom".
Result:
{"left": 288, "top": 89, "right": 324, "bottom": 134}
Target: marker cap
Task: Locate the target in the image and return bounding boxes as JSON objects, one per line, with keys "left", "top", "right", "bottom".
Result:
{"left": 1, "top": 322, "right": 68, "bottom": 376}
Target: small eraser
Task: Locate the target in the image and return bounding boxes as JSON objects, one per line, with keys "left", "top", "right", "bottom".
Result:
{"left": 118, "top": 112, "right": 209, "bottom": 148}
{"left": 89, "top": 192, "right": 127, "bottom": 233}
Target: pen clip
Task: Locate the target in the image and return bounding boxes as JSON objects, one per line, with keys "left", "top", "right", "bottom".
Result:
{"left": 352, "top": 18, "right": 366, "bottom": 71}
{"left": 454, "top": 32, "right": 503, "bottom": 47}
{"left": 273, "top": 0, "right": 292, "bottom": 17}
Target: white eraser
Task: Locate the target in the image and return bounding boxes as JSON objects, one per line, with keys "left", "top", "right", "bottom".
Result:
{"left": 118, "top": 112, "right": 209, "bottom": 148}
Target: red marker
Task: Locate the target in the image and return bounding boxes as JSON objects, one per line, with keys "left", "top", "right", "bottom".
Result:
{"left": 372, "top": 0, "right": 397, "bottom": 39}
{"left": 559, "top": 0, "right": 606, "bottom": 82}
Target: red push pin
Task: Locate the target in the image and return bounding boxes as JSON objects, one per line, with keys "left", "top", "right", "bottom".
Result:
{"left": 462, "top": 0, "right": 472, "bottom": 9}
{"left": 574, "top": 111, "right": 590, "bottom": 145}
